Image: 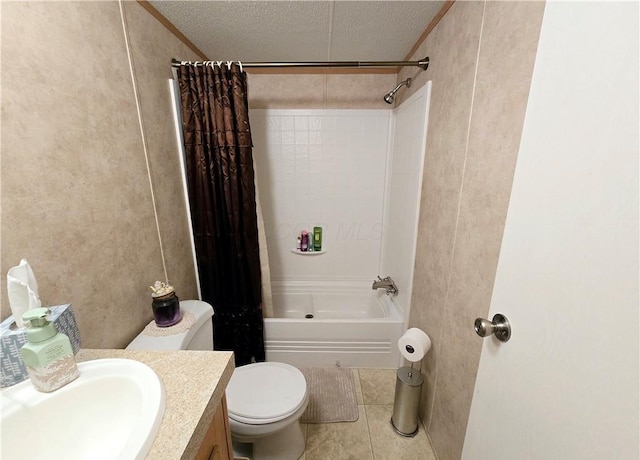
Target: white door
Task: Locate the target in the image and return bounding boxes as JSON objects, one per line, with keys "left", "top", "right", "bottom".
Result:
{"left": 462, "top": 3, "right": 639, "bottom": 460}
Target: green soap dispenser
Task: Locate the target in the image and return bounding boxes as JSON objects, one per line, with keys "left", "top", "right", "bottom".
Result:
{"left": 21, "top": 307, "right": 79, "bottom": 392}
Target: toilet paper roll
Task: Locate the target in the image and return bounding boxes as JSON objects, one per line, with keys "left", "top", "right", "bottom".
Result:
{"left": 398, "top": 328, "right": 431, "bottom": 362}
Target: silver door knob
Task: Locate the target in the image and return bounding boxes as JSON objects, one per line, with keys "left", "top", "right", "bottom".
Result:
{"left": 474, "top": 313, "right": 511, "bottom": 342}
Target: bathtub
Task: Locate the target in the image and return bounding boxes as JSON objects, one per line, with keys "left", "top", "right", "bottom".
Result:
{"left": 264, "top": 285, "right": 404, "bottom": 368}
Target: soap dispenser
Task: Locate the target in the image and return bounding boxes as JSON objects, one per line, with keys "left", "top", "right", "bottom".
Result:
{"left": 21, "top": 307, "right": 79, "bottom": 392}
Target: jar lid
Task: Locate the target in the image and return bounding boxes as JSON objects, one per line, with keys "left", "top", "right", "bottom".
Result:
{"left": 150, "top": 281, "right": 175, "bottom": 298}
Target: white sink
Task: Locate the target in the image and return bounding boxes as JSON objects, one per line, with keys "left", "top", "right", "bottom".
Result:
{"left": 1, "top": 358, "right": 165, "bottom": 460}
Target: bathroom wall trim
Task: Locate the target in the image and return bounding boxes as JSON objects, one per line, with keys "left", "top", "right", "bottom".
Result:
{"left": 403, "top": 0, "right": 456, "bottom": 63}
{"left": 137, "top": 1, "right": 208, "bottom": 60}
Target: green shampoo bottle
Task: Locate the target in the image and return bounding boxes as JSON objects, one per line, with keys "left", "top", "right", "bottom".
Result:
{"left": 313, "top": 226, "right": 322, "bottom": 251}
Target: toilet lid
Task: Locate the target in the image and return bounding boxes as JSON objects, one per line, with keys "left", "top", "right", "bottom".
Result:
{"left": 226, "top": 362, "right": 307, "bottom": 424}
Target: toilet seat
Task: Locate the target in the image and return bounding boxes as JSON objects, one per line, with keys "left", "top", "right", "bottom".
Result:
{"left": 226, "top": 362, "right": 307, "bottom": 425}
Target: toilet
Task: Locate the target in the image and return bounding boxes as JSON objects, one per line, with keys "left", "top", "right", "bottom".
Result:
{"left": 127, "top": 300, "right": 308, "bottom": 460}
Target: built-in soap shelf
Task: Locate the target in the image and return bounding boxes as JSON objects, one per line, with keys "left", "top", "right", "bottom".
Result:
{"left": 290, "top": 249, "right": 327, "bottom": 256}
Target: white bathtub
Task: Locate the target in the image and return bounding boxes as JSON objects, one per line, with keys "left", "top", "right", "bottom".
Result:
{"left": 264, "top": 285, "right": 404, "bottom": 368}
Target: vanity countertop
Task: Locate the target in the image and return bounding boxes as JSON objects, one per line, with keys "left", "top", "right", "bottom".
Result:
{"left": 77, "top": 349, "right": 235, "bottom": 459}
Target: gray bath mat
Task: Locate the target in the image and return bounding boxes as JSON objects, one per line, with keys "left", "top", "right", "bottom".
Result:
{"left": 299, "top": 367, "right": 359, "bottom": 423}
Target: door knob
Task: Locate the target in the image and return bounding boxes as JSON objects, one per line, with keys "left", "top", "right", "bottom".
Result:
{"left": 474, "top": 313, "right": 511, "bottom": 342}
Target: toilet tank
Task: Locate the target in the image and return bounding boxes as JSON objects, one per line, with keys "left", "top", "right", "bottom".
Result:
{"left": 127, "top": 300, "right": 214, "bottom": 351}
{"left": 184, "top": 300, "right": 214, "bottom": 350}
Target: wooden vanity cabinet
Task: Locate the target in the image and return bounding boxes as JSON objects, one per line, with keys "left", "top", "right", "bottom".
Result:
{"left": 195, "top": 395, "right": 234, "bottom": 460}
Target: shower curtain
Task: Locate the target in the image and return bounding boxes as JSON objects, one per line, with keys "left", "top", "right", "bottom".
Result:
{"left": 177, "top": 63, "right": 264, "bottom": 365}
{"left": 254, "top": 164, "right": 274, "bottom": 318}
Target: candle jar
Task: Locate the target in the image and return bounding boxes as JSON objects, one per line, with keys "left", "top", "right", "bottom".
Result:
{"left": 152, "top": 291, "right": 182, "bottom": 327}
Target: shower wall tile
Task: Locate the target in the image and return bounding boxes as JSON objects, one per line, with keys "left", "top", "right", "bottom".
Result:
{"left": 381, "top": 87, "right": 431, "bottom": 322}
{"left": 1, "top": 2, "right": 199, "bottom": 348}
{"left": 251, "top": 109, "right": 389, "bottom": 282}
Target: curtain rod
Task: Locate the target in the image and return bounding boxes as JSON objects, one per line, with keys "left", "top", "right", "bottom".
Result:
{"left": 171, "top": 57, "right": 429, "bottom": 71}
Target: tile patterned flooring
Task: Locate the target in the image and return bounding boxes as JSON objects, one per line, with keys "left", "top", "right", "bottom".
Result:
{"left": 299, "top": 368, "right": 437, "bottom": 460}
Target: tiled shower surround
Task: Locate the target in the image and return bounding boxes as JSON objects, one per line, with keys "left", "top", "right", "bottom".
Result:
{"left": 250, "top": 110, "right": 390, "bottom": 283}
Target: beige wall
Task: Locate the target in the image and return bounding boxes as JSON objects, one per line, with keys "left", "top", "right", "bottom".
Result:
{"left": 248, "top": 73, "right": 397, "bottom": 109}
{"left": 1, "top": 1, "right": 198, "bottom": 348}
{"left": 397, "top": 2, "right": 545, "bottom": 460}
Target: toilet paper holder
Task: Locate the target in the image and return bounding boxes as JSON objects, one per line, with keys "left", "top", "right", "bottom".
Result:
{"left": 474, "top": 313, "right": 511, "bottom": 342}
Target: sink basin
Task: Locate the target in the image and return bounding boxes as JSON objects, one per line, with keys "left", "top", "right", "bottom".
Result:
{"left": 1, "top": 358, "right": 165, "bottom": 460}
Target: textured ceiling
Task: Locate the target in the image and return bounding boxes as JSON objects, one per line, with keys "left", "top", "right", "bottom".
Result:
{"left": 148, "top": 1, "right": 445, "bottom": 62}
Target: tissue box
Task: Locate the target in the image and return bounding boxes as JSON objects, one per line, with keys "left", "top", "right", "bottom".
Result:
{"left": 1, "top": 304, "right": 81, "bottom": 388}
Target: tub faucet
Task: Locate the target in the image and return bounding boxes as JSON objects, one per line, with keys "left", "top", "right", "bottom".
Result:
{"left": 372, "top": 276, "right": 398, "bottom": 296}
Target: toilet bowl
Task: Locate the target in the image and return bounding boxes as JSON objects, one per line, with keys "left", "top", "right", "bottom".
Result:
{"left": 126, "top": 300, "right": 308, "bottom": 460}
{"left": 227, "top": 362, "right": 308, "bottom": 460}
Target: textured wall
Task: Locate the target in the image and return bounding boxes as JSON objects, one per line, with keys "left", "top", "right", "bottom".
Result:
{"left": 1, "top": 1, "right": 198, "bottom": 348}
{"left": 247, "top": 73, "right": 397, "bottom": 109}
{"left": 396, "top": 2, "right": 546, "bottom": 460}
{"left": 122, "top": 2, "right": 199, "bottom": 318}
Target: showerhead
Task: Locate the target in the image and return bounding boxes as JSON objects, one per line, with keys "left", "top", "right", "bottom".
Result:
{"left": 383, "top": 78, "right": 412, "bottom": 104}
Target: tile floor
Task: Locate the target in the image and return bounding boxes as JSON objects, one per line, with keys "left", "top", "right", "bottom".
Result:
{"left": 299, "top": 368, "right": 438, "bottom": 460}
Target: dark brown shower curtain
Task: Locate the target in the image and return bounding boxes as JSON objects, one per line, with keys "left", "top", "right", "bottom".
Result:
{"left": 177, "top": 63, "right": 264, "bottom": 366}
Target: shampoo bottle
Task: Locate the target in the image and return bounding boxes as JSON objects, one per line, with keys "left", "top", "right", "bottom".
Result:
{"left": 21, "top": 307, "right": 79, "bottom": 392}
{"left": 313, "top": 226, "right": 322, "bottom": 251}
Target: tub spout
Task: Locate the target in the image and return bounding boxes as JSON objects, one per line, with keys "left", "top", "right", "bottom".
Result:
{"left": 372, "top": 276, "right": 398, "bottom": 296}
